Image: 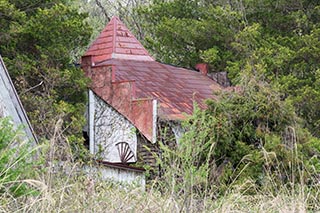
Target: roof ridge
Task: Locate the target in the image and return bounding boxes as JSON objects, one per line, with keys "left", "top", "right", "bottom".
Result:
{"left": 112, "top": 16, "right": 117, "bottom": 54}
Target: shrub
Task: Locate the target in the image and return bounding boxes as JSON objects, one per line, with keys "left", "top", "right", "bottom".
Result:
{"left": 157, "top": 67, "right": 320, "bottom": 204}
{"left": 0, "top": 117, "right": 39, "bottom": 197}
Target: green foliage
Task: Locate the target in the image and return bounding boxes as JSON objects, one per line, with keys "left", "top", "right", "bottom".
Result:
{"left": 139, "top": 0, "right": 320, "bottom": 136}
{"left": 0, "top": 117, "right": 39, "bottom": 197}
{"left": 139, "top": 1, "right": 241, "bottom": 68}
{"left": 159, "top": 64, "right": 320, "bottom": 198}
{"left": 158, "top": 118, "right": 215, "bottom": 197}
{"left": 0, "top": 0, "right": 92, "bottom": 160}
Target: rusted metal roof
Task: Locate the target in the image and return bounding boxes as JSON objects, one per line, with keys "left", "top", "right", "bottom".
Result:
{"left": 96, "top": 59, "right": 222, "bottom": 120}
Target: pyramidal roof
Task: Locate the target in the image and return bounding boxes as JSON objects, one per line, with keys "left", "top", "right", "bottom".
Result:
{"left": 85, "top": 16, "right": 154, "bottom": 64}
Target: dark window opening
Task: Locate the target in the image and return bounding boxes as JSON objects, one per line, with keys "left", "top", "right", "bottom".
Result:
{"left": 83, "top": 131, "right": 89, "bottom": 150}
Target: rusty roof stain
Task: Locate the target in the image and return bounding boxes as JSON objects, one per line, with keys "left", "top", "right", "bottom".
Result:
{"left": 95, "top": 58, "right": 222, "bottom": 120}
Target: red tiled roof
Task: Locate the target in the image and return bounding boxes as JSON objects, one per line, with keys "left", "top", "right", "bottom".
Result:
{"left": 85, "top": 16, "right": 154, "bottom": 63}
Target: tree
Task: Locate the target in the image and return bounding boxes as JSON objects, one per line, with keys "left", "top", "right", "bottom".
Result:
{"left": 0, "top": 1, "right": 92, "bottom": 160}
{"left": 139, "top": 0, "right": 320, "bottom": 136}
{"left": 75, "top": 0, "right": 148, "bottom": 41}
{"left": 138, "top": 0, "right": 242, "bottom": 68}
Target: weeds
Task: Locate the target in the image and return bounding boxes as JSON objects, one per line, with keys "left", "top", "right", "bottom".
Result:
{"left": 0, "top": 163, "right": 318, "bottom": 212}
{"left": 1, "top": 105, "right": 320, "bottom": 212}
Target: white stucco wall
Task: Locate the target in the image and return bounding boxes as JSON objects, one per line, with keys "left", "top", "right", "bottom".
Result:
{"left": 84, "top": 164, "right": 145, "bottom": 188}
{"left": 90, "top": 91, "right": 137, "bottom": 163}
{"left": 53, "top": 161, "right": 145, "bottom": 189}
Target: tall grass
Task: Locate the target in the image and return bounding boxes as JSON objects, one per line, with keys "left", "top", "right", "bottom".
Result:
{"left": 1, "top": 118, "right": 320, "bottom": 212}
{"left": 1, "top": 157, "right": 319, "bottom": 211}
{"left": 0, "top": 159, "right": 318, "bottom": 212}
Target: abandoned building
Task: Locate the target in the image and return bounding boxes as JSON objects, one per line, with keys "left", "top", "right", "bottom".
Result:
{"left": 0, "top": 55, "right": 37, "bottom": 144}
{"left": 81, "top": 16, "right": 230, "bottom": 186}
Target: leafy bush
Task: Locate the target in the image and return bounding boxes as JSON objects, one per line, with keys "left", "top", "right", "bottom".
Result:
{"left": 0, "top": 117, "right": 39, "bottom": 197}
{"left": 157, "top": 65, "right": 320, "bottom": 202}
{"left": 0, "top": 0, "right": 92, "bottom": 161}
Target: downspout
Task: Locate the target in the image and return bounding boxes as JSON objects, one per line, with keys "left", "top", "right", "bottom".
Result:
{"left": 89, "top": 90, "right": 95, "bottom": 154}
{"left": 152, "top": 99, "right": 158, "bottom": 143}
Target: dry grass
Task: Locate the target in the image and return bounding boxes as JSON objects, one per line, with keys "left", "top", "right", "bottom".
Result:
{"left": 0, "top": 163, "right": 319, "bottom": 213}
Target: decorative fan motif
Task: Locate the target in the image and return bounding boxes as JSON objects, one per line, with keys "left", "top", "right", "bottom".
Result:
{"left": 115, "top": 142, "right": 135, "bottom": 163}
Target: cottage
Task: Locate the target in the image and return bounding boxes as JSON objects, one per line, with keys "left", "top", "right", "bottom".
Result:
{"left": 81, "top": 17, "right": 228, "bottom": 185}
{"left": 0, "top": 55, "right": 37, "bottom": 144}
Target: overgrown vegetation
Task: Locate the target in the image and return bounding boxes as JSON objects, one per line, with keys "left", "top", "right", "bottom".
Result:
{"left": 0, "top": 138, "right": 319, "bottom": 212}
{"left": 1, "top": 0, "right": 320, "bottom": 212}
{"left": 0, "top": 117, "right": 39, "bottom": 197}
{"left": 157, "top": 66, "right": 320, "bottom": 211}
{"left": 0, "top": 0, "right": 91, "bottom": 160}
{"left": 139, "top": 0, "right": 320, "bottom": 137}
{"left": 0, "top": 117, "right": 318, "bottom": 211}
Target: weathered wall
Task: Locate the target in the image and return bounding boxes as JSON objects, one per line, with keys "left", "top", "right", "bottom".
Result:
{"left": 84, "top": 163, "right": 145, "bottom": 188}
{"left": 81, "top": 56, "right": 156, "bottom": 142}
{"left": 91, "top": 91, "right": 137, "bottom": 163}
{"left": 53, "top": 161, "right": 145, "bottom": 189}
